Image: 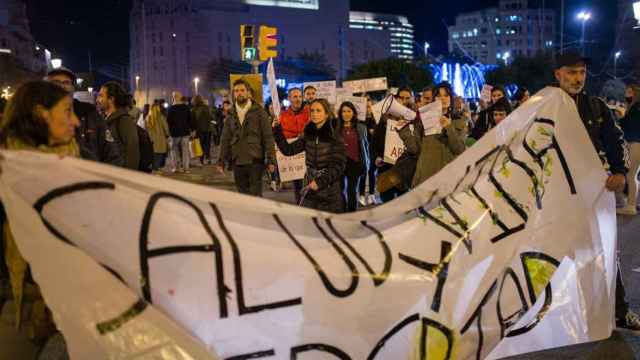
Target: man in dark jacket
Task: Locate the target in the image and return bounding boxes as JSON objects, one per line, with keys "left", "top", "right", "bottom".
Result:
{"left": 97, "top": 81, "right": 140, "bottom": 170}
{"left": 553, "top": 50, "right": 639, "bottom": 332}
{"left": 46, "top": 67, "right": 108, "bottom": 161}
{"left": 216, "top": 79, "right": 276, "bottom": 197}
{"left": 167, "top": 92, "right": 194, "bottom": 172}
{"left": 192, "top": 95, "right": 213, "bottom": 164}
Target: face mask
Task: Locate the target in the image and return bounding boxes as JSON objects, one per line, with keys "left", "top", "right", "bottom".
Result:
{"left": 626, "top": 97, "right": 633, "bottom": 104}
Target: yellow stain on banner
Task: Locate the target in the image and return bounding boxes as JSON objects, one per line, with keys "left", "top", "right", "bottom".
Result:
{"left": 411, "top": 320, "right": 456, "bottom": 360}
{"left": 523, "top": 256, "right": 558, "bottom": 298}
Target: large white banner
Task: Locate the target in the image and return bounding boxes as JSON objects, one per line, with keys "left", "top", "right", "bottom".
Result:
{"left": 0, "top": 87, "right": 616, "bottom": 359}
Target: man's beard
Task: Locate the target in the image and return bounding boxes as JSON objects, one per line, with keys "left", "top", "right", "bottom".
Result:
{"left": 236, "top": 97, "right": 248, "bottom": 106}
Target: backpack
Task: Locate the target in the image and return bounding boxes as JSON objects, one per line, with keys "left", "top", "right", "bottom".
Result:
{"left": 111, "top": 115, "right": 154, "bottom": 173}
{"left": 136, "top": 125, "right": 154, "bottom": 173}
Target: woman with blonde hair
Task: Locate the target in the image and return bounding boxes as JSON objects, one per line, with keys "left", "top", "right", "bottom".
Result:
{"left": 146, "top": 103, "right": 170, "bottom": 172}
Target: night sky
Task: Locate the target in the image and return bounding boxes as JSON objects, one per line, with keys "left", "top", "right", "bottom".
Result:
{"left": 25, "top": 0, "right": 617, "bottom": 74}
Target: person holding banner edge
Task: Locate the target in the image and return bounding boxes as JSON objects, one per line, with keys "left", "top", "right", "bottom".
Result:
{"left": 272, "top": 99, "right": 346, "bottom": 213}
{"left": 552, "top": 50, "right": 640, "bottom": 331}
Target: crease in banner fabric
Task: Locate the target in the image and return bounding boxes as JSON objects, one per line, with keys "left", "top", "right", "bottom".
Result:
{"left": 0, "top": 87, "right": 616, "bottom": 359}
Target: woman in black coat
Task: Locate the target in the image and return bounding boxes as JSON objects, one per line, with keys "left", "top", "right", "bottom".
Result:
{"left": 272, "top": 99, "right": 346, "bottom": 213}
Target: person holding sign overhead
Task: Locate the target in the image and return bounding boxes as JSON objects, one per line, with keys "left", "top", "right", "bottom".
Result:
{"left": 411, "top": 82, "right": 468, "bottom": 187}
{"left": 272, "top": 99, "right": 346, "bottom": 213}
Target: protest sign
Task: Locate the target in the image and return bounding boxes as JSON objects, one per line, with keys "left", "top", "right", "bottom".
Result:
{"left": 480, "top": 84, "right": 493, "bottom": 104}
{"left": 419, "top": 100, "right": 443, "bottom": 136}
{"left": 0, "top": 88, "right": 616, "bottom": 360}
{"left": 267, "top": 58, "right": 281, "bottom": 118}
{"left": 343, "top": 77, "right": 388, "bottom": 94}
{"left": 303, "top": 80, "right": 336, "bottom": 103}
{"left": 383, "top": 119, "right": 406, "bottom": 164}
{"left": 275, "top": 139, "right": 306, "bottom": 182}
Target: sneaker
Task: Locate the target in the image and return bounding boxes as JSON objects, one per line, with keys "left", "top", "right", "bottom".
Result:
{"left": 358, "top": 195, "right": 367, "bottom": 207}
{"left": 617, "top": 310, "right": 640, "bottom": 332}
{"left": 270, "top": 180, "right": 279, "bottom": 192}
{"left": 617, "top": 205, "right": 637, "bottom": 216}
{"left": 367, "top": 194, "right": 378, "bottom": 205}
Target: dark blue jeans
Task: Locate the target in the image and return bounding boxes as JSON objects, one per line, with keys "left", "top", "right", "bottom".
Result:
{"left": 152, "top": 153, "right": 166, "bottom": 171}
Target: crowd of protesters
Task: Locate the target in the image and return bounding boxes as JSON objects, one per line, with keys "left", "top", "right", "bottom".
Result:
{"left": 1, "top": 50, "right": 640, "bottom": 358}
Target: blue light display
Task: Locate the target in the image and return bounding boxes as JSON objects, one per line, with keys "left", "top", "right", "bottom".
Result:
{"left": 429, "top": 63, "right": 497, "bottom": 99}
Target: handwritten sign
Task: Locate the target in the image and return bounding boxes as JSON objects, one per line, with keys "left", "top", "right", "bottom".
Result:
{"left": 343, "top": 77, "right": 388, "bottom": 94}
{"left": 275, "top": 139, "right": 306, "bottom": 182}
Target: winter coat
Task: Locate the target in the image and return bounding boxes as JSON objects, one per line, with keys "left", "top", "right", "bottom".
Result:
{"left": 219, "top": 101, "right": 276, "bottom": 166}
{"left": 470, "top": 97, "right": 512, "bottom": 140}
{"left": 279, "top": 106, "right": 310, "bottom": 139}
{"left": 412, "top": 114, "right": 468, "bottom": 187}
{"left": 621, "top": 102, "right": 640, "bottom": 143}
{"left": 167, "top": 104, "right": 194, "bottom": 137}
{"left": 570, "top": 91, "right": 627, "bottom": 175}
{"left": 273, "top": 120, "right": 346, "bottom": 213}
{"left": 105, "top": 109, "right": 140, "bottom": 170}
{"left": 74, "top": 99, "right": 107, "bottom": 162}
{"left": 146, "top": 114, "right": 170, "bottom": 154}
{"left": 191, "top": 104, "right": 213, "bottom": 134}
{"left": 337, "top": 119, "right": 370, "bottom": 171}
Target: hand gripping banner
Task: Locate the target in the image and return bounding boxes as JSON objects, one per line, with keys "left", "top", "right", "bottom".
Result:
{"left": 0, "top": 87, "right": 617, "bottom": 359}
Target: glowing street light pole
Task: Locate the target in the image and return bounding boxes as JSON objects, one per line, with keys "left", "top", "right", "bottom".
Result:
{"left": 424, "top": 42, "right": 430, "bottom": 58}
{"left": 135, "top": 75, "right": 140, "bottom": 90}
{"left": 194, "top": 77, "right": 200, "bottom": 96}
{"left": 614, "top": 51, "right": 622, "bottom": 79}
{"left": 577, "top": 11, "right": 592, "bottom": 56}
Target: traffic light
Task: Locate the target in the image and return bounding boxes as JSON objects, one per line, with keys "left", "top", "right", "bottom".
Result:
{"left": 240, "top": 25, "right": 256, "bottom": 61}
{"left": 258, "top": 25, "right": 278, "bottom": 61}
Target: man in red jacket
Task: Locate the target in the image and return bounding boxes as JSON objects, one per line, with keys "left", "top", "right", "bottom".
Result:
{"left": 278, "top": 87, "right": 310, "bottom": 203}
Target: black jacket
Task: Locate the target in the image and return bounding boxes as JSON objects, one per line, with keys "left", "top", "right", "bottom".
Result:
{"left": 219, "top": 101, "right": 276, "bottom": 166}
{"left": 74, "top": 99, "right": 106, "bottom": 161}
{"left": 470, "top": 98, "right": 512, "bottom": 140}
{"left": 167, "top": 104, "right": 194, "bottom": 137}
{"left": 273, "top": 120, "right": 346, "bottom": 213}
{"left": 572, "top": 91, "right": 628, "bottom": 175}
{"left": 191, "top": 104, "right": 213, "bottom": 134}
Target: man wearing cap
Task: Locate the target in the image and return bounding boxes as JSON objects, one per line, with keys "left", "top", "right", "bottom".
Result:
{"left": 46, "top": 67, "right": 107, "bottom": 161}
{"left": 553, "top": 50, "right": 640, "bottom": 331}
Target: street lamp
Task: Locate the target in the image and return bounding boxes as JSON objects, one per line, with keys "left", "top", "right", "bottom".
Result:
{"left": 614, "top": 51, "right": 622, "bottom": 79}
{"left": 135, "top": 75, "right": 140, "bottom": 89}
{"left": 424, "top": 42, "right": 430, "bottom": 58}
{"left": 577, "top": 11, "right": 592, "bottom": 56}
{"left": 503, "top": 51, "right": 511, "bottom": 65}
{"left": 51, "top": 58, "right": 62, "bottom": 69}
{"left": 194, "top": 77, "right": 200, "bottom": 96}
